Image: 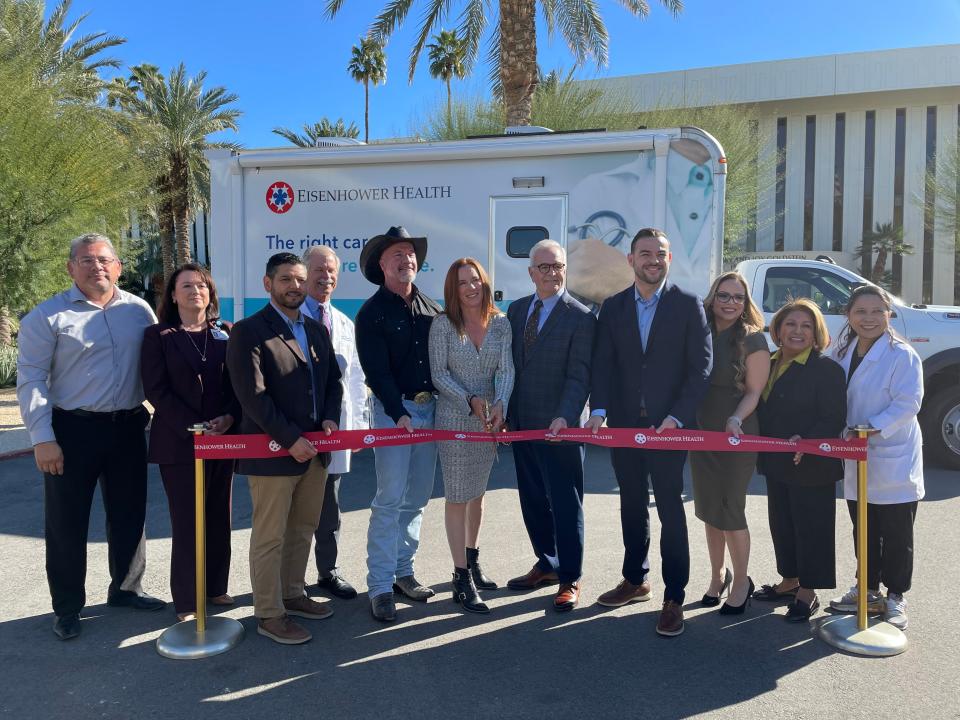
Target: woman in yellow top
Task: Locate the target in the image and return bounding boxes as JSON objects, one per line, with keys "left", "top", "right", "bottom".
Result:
{"left": 754, "top": 299, "right": 847, "bottom": 622}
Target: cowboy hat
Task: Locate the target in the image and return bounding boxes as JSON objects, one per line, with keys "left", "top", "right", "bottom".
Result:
{"left": 359, "top": 226, "right": 428, "bottom": 285}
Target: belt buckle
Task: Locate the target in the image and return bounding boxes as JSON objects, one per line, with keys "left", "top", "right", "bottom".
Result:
{"left": 413, "top": 391, "right": 433, "bottom": 405}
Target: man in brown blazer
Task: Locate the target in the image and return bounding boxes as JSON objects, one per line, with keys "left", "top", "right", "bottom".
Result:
{"left": 226, "top": 252, "right": 343, "bottom": 645}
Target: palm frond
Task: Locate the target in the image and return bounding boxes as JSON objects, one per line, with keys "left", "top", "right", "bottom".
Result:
{"left": 370, "top": 0, "right": 416, "bottom": 43}
{"left": 406, "top": 0, "right": 452, "bottom": 82}
{"left": 455, "top": 0, "right": 487, "bottom": 74}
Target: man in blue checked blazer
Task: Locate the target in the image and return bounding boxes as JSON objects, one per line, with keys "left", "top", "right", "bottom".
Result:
{"left": 505, "top": 239, "right": 596, "bottom": 613}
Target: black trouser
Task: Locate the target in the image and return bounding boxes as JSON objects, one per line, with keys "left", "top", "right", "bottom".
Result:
{"left": 160, "top": 461, "right": 234, "bottom": 613}
{"left": 513, "top": 442, "right": 585, "bottom": 584}
{"left": 313, "top": 473, "right": 342, "bottom": 578}
{"left": 611, "top": 445, "right": 689, "bottom": 604}
{"left": 846, "top": 500, "right": 917, "bottom": 595}
{"left": 45, "top": 407, "right": 149, "bottom": 617}
{"left": 765, "top": 477, "right": 836, "bottom": 589}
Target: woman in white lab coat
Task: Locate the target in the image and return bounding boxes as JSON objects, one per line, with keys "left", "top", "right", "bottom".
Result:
{"left": 830, "top": 285, "right": 924, "bottom": 631}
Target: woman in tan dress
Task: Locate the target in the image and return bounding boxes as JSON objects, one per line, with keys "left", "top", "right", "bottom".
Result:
{"left": 689, "top": 272, "right": 769, "bottom": 614}
{"left": 429, "top": 258, "right": 514, "bottom": 614}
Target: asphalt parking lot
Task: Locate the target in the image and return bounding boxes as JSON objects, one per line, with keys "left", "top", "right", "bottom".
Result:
{"left": 1, "top": 445, "right": 958, "bottom": 719}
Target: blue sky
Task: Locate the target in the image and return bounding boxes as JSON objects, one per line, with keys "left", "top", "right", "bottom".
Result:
{"left": 71, "top": 0, "right": 960, "bottom": 147}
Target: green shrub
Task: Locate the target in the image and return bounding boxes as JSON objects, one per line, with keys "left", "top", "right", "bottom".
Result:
{"left": 0, "top": 344, "right": 16, "bottom": 388}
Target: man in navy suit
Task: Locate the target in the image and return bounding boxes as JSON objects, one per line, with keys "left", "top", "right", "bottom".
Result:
{"left": 505, "top": 239, "right": 596, "bottom": 612}
{"left": 587, "top": 228, "right": 712, "bottom": 637}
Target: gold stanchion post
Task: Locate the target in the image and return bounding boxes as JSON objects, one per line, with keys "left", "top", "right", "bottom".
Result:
{"left": 156, "top": 425, "right": 244, "bottom": 659}
{"left": 815, "top": 425, "right": 907, "bottom": 656}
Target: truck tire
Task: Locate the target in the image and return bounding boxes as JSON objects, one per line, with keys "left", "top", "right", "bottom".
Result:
{"left": 921, "top": 385, "right": 960, "bottom": 471}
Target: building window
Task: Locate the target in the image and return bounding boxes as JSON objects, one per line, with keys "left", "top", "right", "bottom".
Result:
{"left": 922, "top": 106, "right": 936, "bottom": 304}
{"left": 861, "top": 110, "right": 876, "bottom": 277}
{"left": 745, "top": 119, "right": 759, "bottom": 251}
{"left": 775, "top": 117, "right": 787, "bottom": 252}
{"left": 803, "top": 115, "right": 816, "bottom": 251}
{"left": 833, "top": 113, "right": 845, "bottom": 251}
{"left": 892, "top": 108, "right": 906, "bottom": 295}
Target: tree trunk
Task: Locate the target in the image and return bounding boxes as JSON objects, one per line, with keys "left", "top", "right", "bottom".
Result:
{"left": 157, "top": 175, "right": 176, "bottom": 287}
{"left": 364, "top": 78, "right": 370, "bottom": 143}
{"left": 499, "top": 0, "right": 538, "bottom": 127}
{"left": 872, "top": 248, "right": 888, "bottom": 283}
{"left": 446, "top": 77, "right": 452, "bottom": 130}
{"left": 0, "top": 305, "right": 11, "bottom": 346}
{"left": 171, "top": 154, "right": 192, "bottom": 267}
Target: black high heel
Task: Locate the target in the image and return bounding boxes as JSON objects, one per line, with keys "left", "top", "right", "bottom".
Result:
{"left": 700, "top": 568, "right": 733, "bottom": 607}
{"left": 719, "top": 577, "right": 754, "bottom": 615}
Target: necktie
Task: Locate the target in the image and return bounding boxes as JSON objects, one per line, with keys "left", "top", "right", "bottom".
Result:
{"left": 523, "top": 299, "right": 543, "bottom": 356}
{"left": 318, "top": 303, "right": 332, "bottom": 336}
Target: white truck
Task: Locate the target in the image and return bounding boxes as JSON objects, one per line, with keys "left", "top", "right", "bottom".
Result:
{"left": 206, "top": 127, "right": 960, "bottom": 469}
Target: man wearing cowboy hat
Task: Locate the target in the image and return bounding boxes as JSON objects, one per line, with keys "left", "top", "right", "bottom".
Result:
{"left": 355, "top": 226, "right": 442, "bottom": 622}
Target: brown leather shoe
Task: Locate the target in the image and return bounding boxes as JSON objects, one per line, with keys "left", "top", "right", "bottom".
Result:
{"left": 554, "top": 582, "right": 580, "bottom": 612}
{"left": 283, "top": 595, "right": 334, "bottom": 620}
{"left": 656, "top": 600, "right": 685, "bottom": 637}
{"left": 597, "top": 578, "right": 652, "bottom": 607}
{"left": 257, "top": 615, "right": 312, "bottom": 644}
{"left": 507, "top": 565, "right": 560, "bottom": 590}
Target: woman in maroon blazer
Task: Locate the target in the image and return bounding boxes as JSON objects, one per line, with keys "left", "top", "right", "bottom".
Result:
{"left": 141, "top": 263, "right": 240, "bottom": 621}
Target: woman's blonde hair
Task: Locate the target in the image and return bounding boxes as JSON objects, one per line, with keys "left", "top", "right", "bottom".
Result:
{"left": 769, "top": 298, "right": 830, "bottom": 351}
{"left": 703, "top": 271, "right": 765, "bottom": 390}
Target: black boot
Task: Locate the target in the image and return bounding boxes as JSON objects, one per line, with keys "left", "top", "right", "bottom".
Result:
{"left": 466, "top": 547, "right": 498, "bottom": 591}
{"left": 452, "top": 567, "right": 489, "bottom": 614}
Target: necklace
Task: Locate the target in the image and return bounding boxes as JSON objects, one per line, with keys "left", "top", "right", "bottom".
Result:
{"left": 183, "top": 326, "right": 209, "bottom": 362}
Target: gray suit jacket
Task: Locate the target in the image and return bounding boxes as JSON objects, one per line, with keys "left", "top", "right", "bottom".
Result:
{"left": 506, "top": 291, "right": 595, "bottom": 432}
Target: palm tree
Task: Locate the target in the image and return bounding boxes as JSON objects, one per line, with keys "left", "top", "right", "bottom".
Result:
{"left": 272, "top": 117, "right": 360, "bottom": 146}
{"left": 347, "top": 36, "right": 387, "bottom": 143}
{"left": 0, "top": 0, "right": 124, "bottom": 101}
{"left": 121, "top": 64, "right": 241, "bottom": 279}
{"left": 427, "top": 29, "right": 466, "bottom": 128}
{"left": 326, "top": 0, "right": 682, "bottom": 127}
{"left": 855, "top": 221, "right": 914, "bottom": 288}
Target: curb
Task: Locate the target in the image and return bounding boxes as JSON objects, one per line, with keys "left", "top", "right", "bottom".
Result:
{"left": 0, "top": 448, "right": 31, "bottom": 461}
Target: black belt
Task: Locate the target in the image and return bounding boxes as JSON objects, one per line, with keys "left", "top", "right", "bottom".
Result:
{"left": 54, "top": 406, "right": 145, "bottom": 421}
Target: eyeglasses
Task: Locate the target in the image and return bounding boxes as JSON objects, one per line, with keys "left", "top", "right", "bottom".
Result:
{"left": 536, "top": 263, "right": 566, "bottom": 274}
{"left": 715, "top": 291, "right": 746, "bottom": 305}
{"left": 75, "top": 256, "right": 118, "bottom": 268}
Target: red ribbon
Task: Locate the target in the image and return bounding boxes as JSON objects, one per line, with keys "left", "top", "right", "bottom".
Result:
{"left": 194, "top": 427, "right": 866, "bottom": 461}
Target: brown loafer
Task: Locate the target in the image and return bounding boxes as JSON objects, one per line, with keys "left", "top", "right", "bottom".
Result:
{"left": 209, "top": 594, "right": 234, "bottom": 606}
{"left": 507, "top": 565, "right": 560, "bottom": 591}
{"left": 597, "top": 579, "right": 652, "bottom": 607}
{"left": 257, "top": 615, "right": 311, "bottom": 645}
{"left": 283, "top": 595, "right": 334, "bottom": 620}
{"left": 656, "top": 600, "right": 685, "bottom": 637}
{"left": 554, "top": 582, "right": 581, "bottom": 612}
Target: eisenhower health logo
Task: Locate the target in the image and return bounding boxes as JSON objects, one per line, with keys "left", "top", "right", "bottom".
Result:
{"left": 634, "top": 433, "right": 647, "bottom": 445}
{"left": 727, "top": 436, "right": 741, "bottom": 446}
{"left": 266, "top": 181, "right": 295, "bottom": 214}
{"left": 268, "top": 440, "right": 282, "bottom": 452}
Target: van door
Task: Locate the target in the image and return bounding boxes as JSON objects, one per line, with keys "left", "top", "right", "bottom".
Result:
{"left": 489, "top": 194, "right": 568, "bottom": 307}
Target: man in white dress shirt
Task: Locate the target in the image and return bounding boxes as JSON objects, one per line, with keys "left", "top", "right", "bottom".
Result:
{"left": 302, "top": 245, "right": 368, "bottom": 599}
{"left": 17, "top": 233, "right": 165, "bottom": 641}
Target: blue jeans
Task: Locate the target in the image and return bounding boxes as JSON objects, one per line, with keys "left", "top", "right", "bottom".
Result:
{"left": 366, "top": 397, "right": 438, "bottom": 598}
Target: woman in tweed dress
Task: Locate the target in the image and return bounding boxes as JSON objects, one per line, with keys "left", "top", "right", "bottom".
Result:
{"left": 429, "top": 258, "right": 514, "bottom": 613}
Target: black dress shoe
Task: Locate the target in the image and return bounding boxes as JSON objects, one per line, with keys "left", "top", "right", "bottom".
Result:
{"left": 719, "top": 577, "right": 754, "bottom": 615}
{"left": 393, "top": 575, "right": 435, "bottom": 601}
{"left": 53, "top": 614, "right": 81, "bottom": 640}
{"left": 107, "top": 592, "right": 166, "bottom": 611}
{"left": 785, "top": 595, "right": 820, "bottom": 622}
{"left": 701, "top": 568, "right": 732, "bottom": 607}
{"left": 317, "top": 573, "right": 358, "bottom": 600}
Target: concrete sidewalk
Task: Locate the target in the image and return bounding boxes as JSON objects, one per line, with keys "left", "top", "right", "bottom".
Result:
{"left": 1, "top": 445, "right": 958, "bottom": 719}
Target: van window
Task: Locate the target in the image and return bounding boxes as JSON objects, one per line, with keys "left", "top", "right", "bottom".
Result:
{"left": 506, "top": 226, "right": 549, "bottom": 258}
{"left": 762, "top": 266, "right": 859, "bottom": 316}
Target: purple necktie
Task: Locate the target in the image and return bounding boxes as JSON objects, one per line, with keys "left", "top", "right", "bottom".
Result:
{"left": 318, "top": 303, "right": 332, "bottom": 336}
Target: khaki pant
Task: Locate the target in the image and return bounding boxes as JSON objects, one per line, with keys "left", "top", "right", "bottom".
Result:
{"left": 248, "top": 457, "right": 327, "bottom": 618}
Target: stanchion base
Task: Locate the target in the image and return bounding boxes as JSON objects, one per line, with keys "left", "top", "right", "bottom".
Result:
{"left": 156, "top": 616, "right": 245, "bottom": 660}
{"left": 815, "top": 614, "right": 908, "bottom": 657}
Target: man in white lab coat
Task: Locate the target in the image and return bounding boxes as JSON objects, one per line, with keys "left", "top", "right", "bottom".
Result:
{"left": 303, "top": 245, "right": 368, "bottom": 599}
